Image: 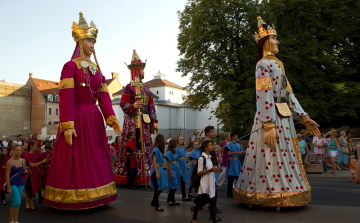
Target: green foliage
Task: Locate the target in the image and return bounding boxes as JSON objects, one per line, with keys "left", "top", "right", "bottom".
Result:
{"left": 177, "top": 0, "right": 360, "bottom": 134}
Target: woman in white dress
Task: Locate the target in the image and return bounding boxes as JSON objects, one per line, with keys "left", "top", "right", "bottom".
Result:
{"left": 234, "top": 16, "right": 320, "bottom": 209}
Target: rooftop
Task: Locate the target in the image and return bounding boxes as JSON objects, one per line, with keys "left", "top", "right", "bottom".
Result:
{"left": 31, "top": 78, "right": 59, "bottom": 90}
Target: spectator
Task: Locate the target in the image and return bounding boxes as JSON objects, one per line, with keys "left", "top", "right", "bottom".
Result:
{"left": 1, "top": 147, "right": 11, "bottom": 204}
{"left": 8, "top": 140, "right": 14, "bottom": 154}
{"left": 327, "top": 132, "right": 339, "bottom": 175}
{"left": 185, "top": 137, "right": 193, "bottom": 153}
{"left": 191, "top": 131, "right": 199, "bottom": 143}
{"left": 297, "top": 134, "right": 309, "bottom": 166}
{"left": 337, "top": 131, "right": 349, "bottom": 170}
{"left": 13, "top": 135, "right": 23, "bottom": 146}
{"left": 5, "top": 145, "right": 28, "bottom": 223}
{"left": 314, "top": 133, "right": 324, "bottom": 164}
{"left": 349, "top": 153, "right": 357, "bottom": 183}
{"left": 217, "top": 132, "right": 230, "bottom": 189}
{"left": 2, "top": 137, "right": 9, "bottom": 148}
{"left": 165, "top": 133, "right": 172, "bottom": 152}
{"left": 26, "top": 132, "right": 41, "bottom": 147}
{"left": 301, "top": 131, "right": 312, "bottom": 151}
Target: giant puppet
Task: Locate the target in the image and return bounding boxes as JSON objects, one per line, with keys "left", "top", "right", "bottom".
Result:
{"left": 233, "top": 17, "right": 320, "bottom": 210}
{"left": 114, "top": 50, "right": 159, "bottom": 186}
{"left": 43, "top": 12, "right": 121, "bottom": 210}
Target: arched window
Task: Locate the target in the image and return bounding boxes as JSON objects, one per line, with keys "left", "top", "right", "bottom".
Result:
{"left": 54, "top": 95, "right": 59, "bottom": 102}
{"left": 47, "top": 94, "right": 53, "bottom": 102}
{"left": 157, "top": 91, "right": 159, "bottom": 94}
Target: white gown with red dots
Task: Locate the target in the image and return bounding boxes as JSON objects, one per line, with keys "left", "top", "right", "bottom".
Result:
{"left": 233, "top": 57, "right": 311, "bottom": 207}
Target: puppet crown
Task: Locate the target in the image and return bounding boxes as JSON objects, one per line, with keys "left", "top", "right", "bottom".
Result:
{"left": 254, "top": 16, "right": 277, "bottom": 43}
{"left": 71, "top": 12, "right": 98, "bottom": 42}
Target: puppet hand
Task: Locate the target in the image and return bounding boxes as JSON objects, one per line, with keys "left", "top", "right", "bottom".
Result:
{"left": 265, "top": 128, "right": 277, "bottom": 149}
{"left": 64, "top": 129, "right": 77, "bottom": 146}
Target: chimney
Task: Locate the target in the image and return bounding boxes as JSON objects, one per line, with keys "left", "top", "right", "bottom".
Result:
{"left": 112, "top": 72, "right": 119, "bottom": 79}
{"left": 29, "top": 73, "right": 33, "bottom": 78}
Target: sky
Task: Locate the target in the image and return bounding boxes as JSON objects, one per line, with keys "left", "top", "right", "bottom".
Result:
{"left": 0, "top": 0, "right": 190, "bottom": 87}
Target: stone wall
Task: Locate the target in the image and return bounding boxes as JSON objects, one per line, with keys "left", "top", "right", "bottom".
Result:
{"left": 0, "top": 81, "right": 31, "bottom": 139}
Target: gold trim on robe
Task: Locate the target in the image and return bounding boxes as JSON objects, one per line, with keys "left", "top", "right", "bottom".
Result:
{"left": 106, "top": 115, "right": 118, "bottom": 127}
{"left": 100, "top": 83, "right": 109, "bottom": 92}
{"left": 72, "top": 58, "right": 98, "bottom": 72}
{"left": 256, "top": 76, "right": 272, "bottom": 91}
{"left": 59, "top": 78, "right": 75, "bottom": 89}
{"left": 43, "top": 182, "right": 117, "bottom": 204}
{"left": 234, "top": 138, "right": 311, "bottom": 207}
{"left": 60, "top": 121, "right": 74, "bottom": 132}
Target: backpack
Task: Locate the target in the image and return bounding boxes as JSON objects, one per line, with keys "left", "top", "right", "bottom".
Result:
{"left": 190, "top": 155, "right": 206, "bottom": 189}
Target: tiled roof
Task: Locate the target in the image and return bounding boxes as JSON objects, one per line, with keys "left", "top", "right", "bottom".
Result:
{"left": 106, "top": 78, "right": 114, "bottom": 85}
{"left": 31, "top": 78, "right": 59, "bottom": 90}
{"left": 113, "top": 88, "right": 159, "bottom": 99}
{"left": 144, "top": 79, "right": 183, "bottom": 89}
{"left": 40, "top": 88, "right": 59, "bottom": 96}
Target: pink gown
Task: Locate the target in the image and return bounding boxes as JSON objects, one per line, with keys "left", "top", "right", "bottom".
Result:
{"left": 43, "top": 46, "right": 117, "bottom": 209}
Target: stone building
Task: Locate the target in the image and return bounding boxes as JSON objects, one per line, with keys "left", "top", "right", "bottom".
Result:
{"left": 0, "top": 80, "right": 31, "bottom": 139}
{"left": 26, "top": 73, "right": 60, "bottom": 139}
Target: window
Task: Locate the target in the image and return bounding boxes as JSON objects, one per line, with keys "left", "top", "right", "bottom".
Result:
{"left": 157, "top": 91, "right": 159, "bottom": 94}
{"left": 56, "top": 108, "right": 58, "bottom": 116}
{"left": 49, "top": 108, "right": 52, "bottom": 115}
{"left": 47, "top": 94, "right": 53, "bottom": 102}
{"left": 48, "top": 121, "right": 51, "bottom": 125}
{"left": 54, "top": 95, "right": 59, "bottom": 102}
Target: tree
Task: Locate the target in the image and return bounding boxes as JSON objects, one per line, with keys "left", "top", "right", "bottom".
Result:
{"left": 177, "top": 0, "right": 360, "bottom": 135}
{"left": 268, "top": 0, "right": 360, "bottom": 127}
{"left": 177, "top": 0, "right": 266, "bottom": 134}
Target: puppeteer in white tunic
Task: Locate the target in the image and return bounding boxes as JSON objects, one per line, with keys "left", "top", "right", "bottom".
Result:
{"left": 234, "top": 16, "right": 321, "bottom": 207}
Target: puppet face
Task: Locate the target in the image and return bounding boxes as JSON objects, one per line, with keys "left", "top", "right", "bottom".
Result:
{"left": 140, "top": 68, "right": 145, "bottom": 79}
{"left": 266, "top": 35, "right": 279, "bottom": 55}
{"left": 83, "top": 38, "right": 95, "bottom": 56}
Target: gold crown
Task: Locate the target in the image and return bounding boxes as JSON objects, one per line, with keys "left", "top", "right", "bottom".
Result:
{"left": 71, "top": 12, "right": 98, "bottom": 42}
{"left": 127, "top": 50, "right": 146, "bottom": 70}
{"left": 254, "top": 16, "right": 277, "bottom": 43}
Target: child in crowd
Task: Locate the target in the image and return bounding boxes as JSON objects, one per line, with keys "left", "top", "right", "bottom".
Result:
{"left": 349, "top": 153, "right": 357, "bottom": 183}
{"left": 166, "top": 139, "right": 181, "bottom": 206}
{"left": 191, "top": 140, "right": 220, "bottom": 223}
{"left": 188, "top": 141, "right": 200, "bottom": 197}
{"left": 125, "top": 131, "right": 143, "bottom": 190}
{"left": 5, "top": 145, "right": 29, "bottom": 223}
{"left": 176, "top": 136, "right": 191, "bottom": 201}
{"left": 1, "top": 147, "right": 11, "bottom": 204}
{"left": 150, "top": 134, "right": 167, "bottom": 211}
{"left": 41, "top": 144, "right": 52, "bottom": 189}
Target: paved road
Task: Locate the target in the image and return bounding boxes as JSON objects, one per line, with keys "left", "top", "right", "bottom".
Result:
{"left": 1, "top": 178, "right": 359, "bottom": 223}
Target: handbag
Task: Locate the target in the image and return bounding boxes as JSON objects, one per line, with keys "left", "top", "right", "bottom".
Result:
{"left": 342, "top": 146, "right": 349, "bottom": 154}
{"left": 275, "top": 103, "right": 292, "bottom": 118}
{"left": 190, "top": 156, "right": 206, "bottom": 189}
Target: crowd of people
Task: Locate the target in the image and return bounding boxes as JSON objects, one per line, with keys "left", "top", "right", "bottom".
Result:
{"left": 1, "top": 127, "right": 360, "bottom": 223}
{"left": 0, "top": 132, "right": 52, "bottom": 223}
{"left": 296, "top": 129, "right": 359, "bottom": 181}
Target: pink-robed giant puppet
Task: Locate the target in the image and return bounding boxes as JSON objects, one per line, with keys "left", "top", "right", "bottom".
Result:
{"left": 233, "top": 17, "right": 321, "bottom": 209}
{"left": 43, "top": 12, "right": 121, "bottom": 210}
{"left": 114, "top": 50, "right": 158, "bottom": 186}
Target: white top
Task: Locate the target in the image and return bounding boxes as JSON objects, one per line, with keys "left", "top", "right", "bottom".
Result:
{"left": 2, "top": 141, "right": 8, "bottom": 147}
{"left": 165, "top": 138, "right": 172, "bottom": 151}
{"left": 198, "top": 152, "right": 216, "bottom": 198}
{"left": 13, "top": 140, "right": 22, "bottom": 146}
{"left": 191, "top": 135, "right": 197, "bottom": 142}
